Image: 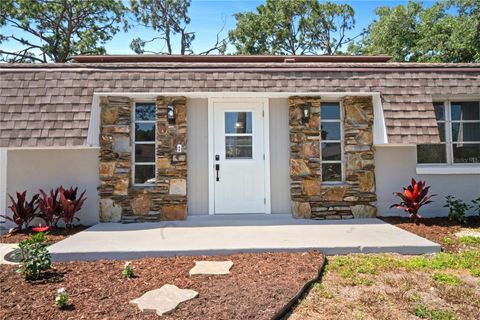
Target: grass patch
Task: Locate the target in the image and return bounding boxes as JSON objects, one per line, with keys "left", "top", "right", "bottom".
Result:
{"left": 413, "top": 304, "right": 457, "bottom": 320}
{"left": 328, "top": 248, "right": 480, "bottom": 281}
{"left": 310, "top": 283, "right": 334, "bottom": 299}
{"left": 432, "top": 272, "right": 462, "bottom": 286}
{"left": 458, "top": 236, "right": 480, "bottom": 247}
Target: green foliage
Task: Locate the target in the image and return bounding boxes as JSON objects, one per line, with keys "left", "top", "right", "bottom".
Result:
{"left": 228, "top": 0, "right": 359, "bottom": 55}
{"left": 329, "top": 249, "right": 480, "bottom": 278}
{"left": 349, "top": 0, "right": 480, "bottom": 62}
{"left": 0, "top": 0, "right": 127, "bottom": 62}
{"left": 432, "top": 272, "right": 462, "bottom": 286}
{"left": 444, "top": 195, "right": 469, "bottom": 224}
{"left": 471, "top": 197, "right": 480, "bottom": 216}
{"left": 54, "top": 288, "right": 69, "bottom": 309}
{"left": 16, "top": 232, "right": 52, "bottom": 280}
{"left": 413, "top": 303, "right": 457, "bottom": 320}
{"left": 458, "top": 236, "right": 480, "bottom": 247}
{"left": 311, "top": 283, "right": 334, "bottom": 299}
{"left": 122, "top": 261, "right": 134, "bottom": 279}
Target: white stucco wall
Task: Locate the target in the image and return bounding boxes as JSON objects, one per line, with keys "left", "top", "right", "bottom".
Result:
{"left": 375, "top": 145, "right": 480, "bottom": 217}
{"left": 4, "top": 148, "right": 100, "bottom": 227}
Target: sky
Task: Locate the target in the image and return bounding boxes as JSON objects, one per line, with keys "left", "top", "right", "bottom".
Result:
{"left": 1, "top": 0, "right": 439, "bottom": 56}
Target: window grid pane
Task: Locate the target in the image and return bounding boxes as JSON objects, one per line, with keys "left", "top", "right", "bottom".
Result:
{"left": 320, "top": 103, "right": 343, "bottom": 182}
{"left": 134, "top": 103, "right": 156, "bottom": 185}
{"left": 417, "top": 100, "right": 480, "bottom": 165}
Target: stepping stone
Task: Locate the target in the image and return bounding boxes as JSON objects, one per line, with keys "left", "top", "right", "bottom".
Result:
{"left": 455, "top": 230, "right": 480, "bottom": 238}
{"left": 130, "top": 284, "right": 198, "bottom": 316}
{"left": 189, "top": 261, "right": 233, "bottom": 275}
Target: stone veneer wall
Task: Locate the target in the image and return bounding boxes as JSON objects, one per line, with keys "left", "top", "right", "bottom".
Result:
{"left": 99, "top": 96, "right": 188, "bottom": 222}
{"left": 289, "top": 96, "right": 377, "bottom": 219}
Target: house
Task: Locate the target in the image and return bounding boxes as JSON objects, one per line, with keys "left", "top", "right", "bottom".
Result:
{"left": 0, "top": 55, "right": 479, "bottom": 226}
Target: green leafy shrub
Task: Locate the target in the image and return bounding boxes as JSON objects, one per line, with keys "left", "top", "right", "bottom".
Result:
{"left": 16, "top": 232, "right": 52, "bottom": 280}
{"left": 54, "top": 288, "right": 70, "bottom": 309}
{"left": 122, "top": 261, "right": 134, "bottom": 279}
{"left": 444, "top": 196, "right": 469, "bottom": 224}
{"left": 471, "top": 197, "right": 480, "bottom": 216}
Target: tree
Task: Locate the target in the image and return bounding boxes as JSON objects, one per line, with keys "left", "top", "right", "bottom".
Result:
{"left": 129, "top": 0, "right": 227, "bottom": 55}
{"left": 0, "top": 0, "right": 127, "bottom": 63}
{"left": 349, "top": 0, "right": 480, "bottom": 62}
{"left": 228, "top": 0, "right": 360, "bottom": 55}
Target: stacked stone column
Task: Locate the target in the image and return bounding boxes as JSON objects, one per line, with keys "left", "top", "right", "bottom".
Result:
{"left": 289, "top": 96, "right": 377, "bottom": 219}
{"left": 98, "top": 96, "right": 188, "bottom": 222}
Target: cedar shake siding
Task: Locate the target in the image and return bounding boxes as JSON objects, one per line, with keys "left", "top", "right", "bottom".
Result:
{"left": 1, "top": 62, "right": 480, "bottom": 147}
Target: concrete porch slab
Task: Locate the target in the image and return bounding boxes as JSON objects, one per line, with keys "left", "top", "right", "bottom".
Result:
{"left": 48, "top": 215, "right": 441, "bottom": 261}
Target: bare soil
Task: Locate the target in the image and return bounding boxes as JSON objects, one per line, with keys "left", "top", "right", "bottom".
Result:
{"left": 381, "top": 216, "right": 480, "bottom": 252}
{"left": 0, "top": 251, "right": 323, "bottom": 320}
{"left": 0, "top": 225, "right": 89, "bottom": 244}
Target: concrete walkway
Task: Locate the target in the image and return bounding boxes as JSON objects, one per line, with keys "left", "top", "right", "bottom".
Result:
{"left": 48, "top": 215, "right": 441, "bottom": 261}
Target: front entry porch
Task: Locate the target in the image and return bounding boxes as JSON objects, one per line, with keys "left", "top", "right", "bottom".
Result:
{"left": 48, "top": 215, "right": 440, "bottom": 261}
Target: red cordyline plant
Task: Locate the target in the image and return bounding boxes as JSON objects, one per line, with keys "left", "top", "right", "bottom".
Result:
{"left": 2, "top": 191, "right": 39, "bottom": 230}
{"left": 59, "top": 186, "right": 87, "bottom": 228}
{"left": 37, "top": 188, "right": 63, "bottom": 228}
{"left": 391, "top": 178, "right": 435, "bottom": 223}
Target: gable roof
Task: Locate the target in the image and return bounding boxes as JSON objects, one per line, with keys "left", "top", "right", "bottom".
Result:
{"left": 1, "top": 59, "right": 479, "bottom": 147}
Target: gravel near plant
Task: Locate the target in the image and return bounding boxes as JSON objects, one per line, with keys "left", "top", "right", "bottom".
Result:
{"left": 0, "top": 251, "right": 323, "bottom": 320}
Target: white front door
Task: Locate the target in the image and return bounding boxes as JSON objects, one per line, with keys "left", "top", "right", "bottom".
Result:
{"left": 211, "top": 99, "right": 267, "bottom": 214}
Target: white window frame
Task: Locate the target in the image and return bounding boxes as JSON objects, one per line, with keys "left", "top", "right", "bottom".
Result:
{"left": 417, "top": 99, "right": 480, "bottom": 174}
{"left": 320, "top": 101, "right": 345, "bottom": 184}
{"left": 132, "top": 101, "right": 157, "bottom": 187}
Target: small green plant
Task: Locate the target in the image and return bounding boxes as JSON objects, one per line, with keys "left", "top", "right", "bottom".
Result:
{"left": 432, "top": 272, "right": 462, "bottom": 286}
{"left": 122, "top": 261, "right": 134, "bottom": 279}
{"left": 413, "top": 303, "right": 456, "bottom": 320}
{"left": 458, "top": 236, "right": 480, "bottom": 247}
{"left": 54, "top": 288, "right": 69, "bottom": 309}
{"left": 444, "top": 196, "right": 469, "bottom": 224}
{"left": 471, "top": 197, "right": 480, "bottom": 216}
{"left": 16, "top": 232, "right": 52, "bottom": 280}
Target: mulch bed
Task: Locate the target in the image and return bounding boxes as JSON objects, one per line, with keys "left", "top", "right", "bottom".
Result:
{"left": 0, "top": 225, "right": 89, "bottom": 244}
{"left": 381, "top": 216, "right": 480, "bottom": 252}
{"left": 0, "top": 251, "right": 323, "bottom": 320}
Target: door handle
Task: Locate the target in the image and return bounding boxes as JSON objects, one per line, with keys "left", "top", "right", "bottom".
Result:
{"left": 215, "top": 164, "right": 220, "bottom": 181}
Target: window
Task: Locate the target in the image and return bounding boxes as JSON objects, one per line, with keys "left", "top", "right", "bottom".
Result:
{"left": 417, "top": 101, "right": 480, "bottom": 164}
{"left": 224, "top": 111, "right": 253, "bottom": 159}
{"left": 133, "top": 103, "right": 156, "bottom": 185}
{"left": 320, "top": 102, "right": 343, "bottom": 182}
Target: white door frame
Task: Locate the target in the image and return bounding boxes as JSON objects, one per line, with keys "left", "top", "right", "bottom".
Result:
{"left": 208, "top": 97, "right": 271, "bottom": 215}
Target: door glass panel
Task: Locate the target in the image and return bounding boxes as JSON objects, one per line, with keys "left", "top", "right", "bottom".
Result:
{"left": 225, "top": 136, "right": 253, "bottom": 159}
{"left": 135, "top": 144, "right": 155, "bottom": 162}
{"left": 135, "top": 123, "right": 155, "bottom": 141}
{"left": 322, "top": 163, "right": 342, "bottom": 182}
{"left": 320, "top": 122, "right": 341, "bottom": 140}
{"left": 225, "top": 112, "right": 252, "bottom": 134}
{"left": 321, "top": 142, "right": 341, "bottom": 161}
